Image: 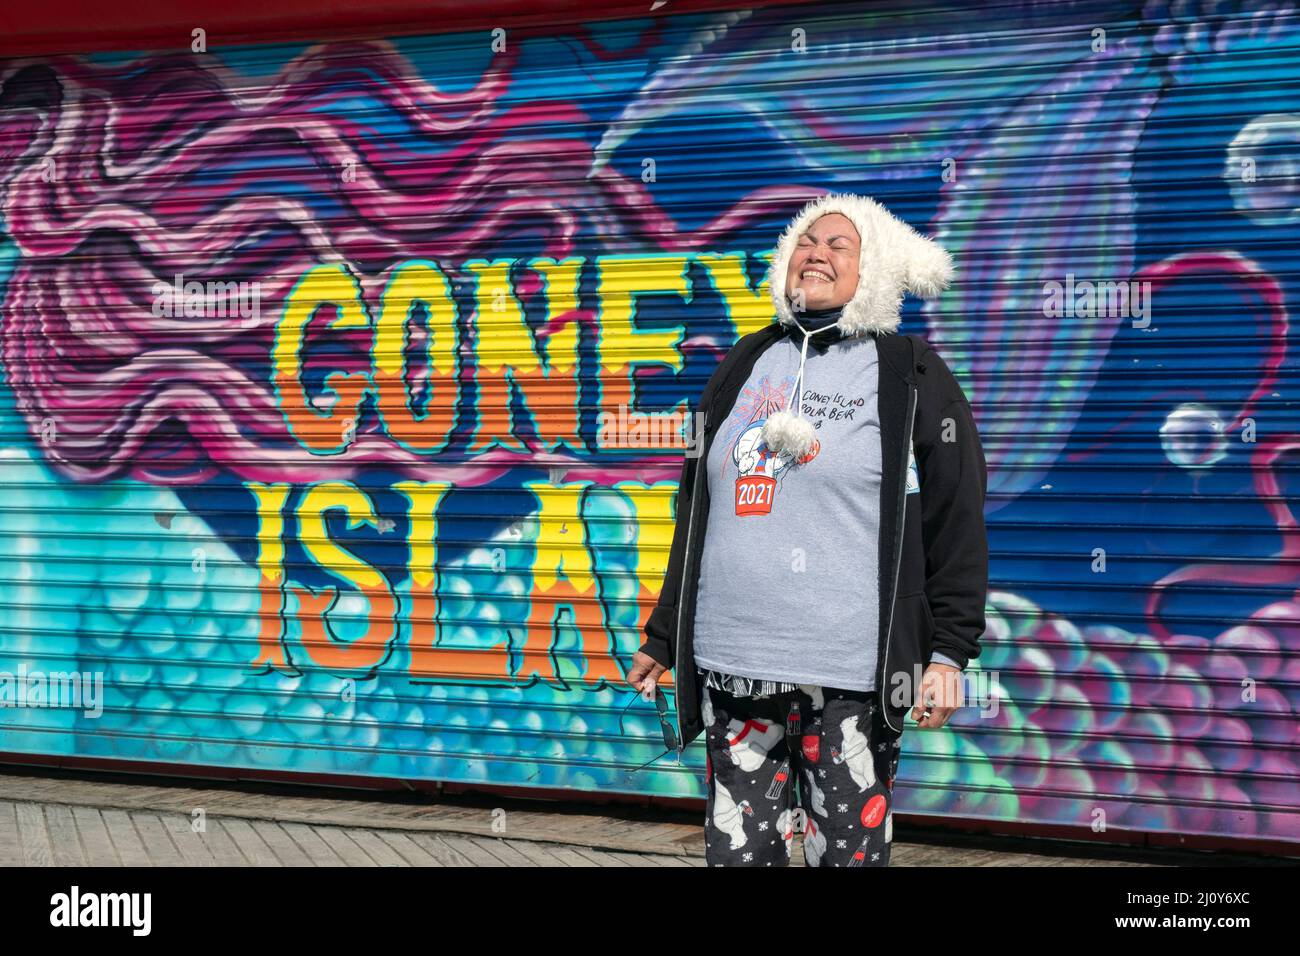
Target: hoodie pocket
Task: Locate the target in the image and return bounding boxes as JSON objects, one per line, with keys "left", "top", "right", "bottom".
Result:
{"left": 894, "top": 591, "right": 936, "bottom": 670}
{"left": 920, "top": 593, "right": 935, "bottom": 660}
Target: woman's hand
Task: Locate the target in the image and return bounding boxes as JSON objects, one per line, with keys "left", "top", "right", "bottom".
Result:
{"left": 911, "top": 662, "right": 962, "bottom": 729}
{"left": 627, "top": 651, "right": 668, "bottom": 697}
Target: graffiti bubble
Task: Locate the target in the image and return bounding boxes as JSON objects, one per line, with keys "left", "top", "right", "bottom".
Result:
{"left": 1159, "top": 403, "right": 1227, "bottom": 469}
{"left": 1226, "top": 114, "right": 1300, "bottom": 225}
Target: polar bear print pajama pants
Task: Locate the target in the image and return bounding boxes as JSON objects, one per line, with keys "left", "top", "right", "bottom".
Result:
{"left": 701, "top": 679, "right": 903, "bottom": 867}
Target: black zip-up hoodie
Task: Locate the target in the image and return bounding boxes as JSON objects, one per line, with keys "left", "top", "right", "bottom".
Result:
{"left": 636, "top": 192, "right": 990, "bottom": 748}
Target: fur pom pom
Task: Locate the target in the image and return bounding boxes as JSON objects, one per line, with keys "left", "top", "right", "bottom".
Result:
{"left": 760, "top": 410, "right": 816, "bottom": 461}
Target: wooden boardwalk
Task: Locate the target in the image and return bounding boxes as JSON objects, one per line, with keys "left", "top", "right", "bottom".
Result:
{"left": 0, "top": 768, "right": 1211, "bottom": 867}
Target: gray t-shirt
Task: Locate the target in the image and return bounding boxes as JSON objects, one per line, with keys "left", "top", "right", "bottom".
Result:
{"left": 692, "top": 333, "right": 883, "bottom": 691}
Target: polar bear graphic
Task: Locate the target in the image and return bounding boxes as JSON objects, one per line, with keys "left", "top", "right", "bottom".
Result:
{"left": 733, "top": 422, "right": 793, "bottom": 479}
{"left": 776, "top": 807, "right": 796, "bottom": 857}
{"left": 725, "top": 717, "right": 784, "bottom": 772}
{"left": 801, "top": 765, "right": 827, "bottom": 818}
{"left": 831, "top": 714, "right": 876, "bottom": 791}
{"left": 802, "top": 816, "right": 829, "bottom": 867}
{"left": 712, "top": 778, "right": 754, "bottom": 850}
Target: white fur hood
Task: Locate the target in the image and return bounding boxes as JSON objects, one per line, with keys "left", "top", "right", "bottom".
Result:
{"left": 758, "top": 192, "right": 955, "bottom": 461}
{"left": 766, "top": 192, "right": 955, "bottom": 337}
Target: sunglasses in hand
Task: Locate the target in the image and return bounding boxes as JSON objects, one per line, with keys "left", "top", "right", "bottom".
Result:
{"left": 617, "top": 679, "right": 679, "bottom": 771}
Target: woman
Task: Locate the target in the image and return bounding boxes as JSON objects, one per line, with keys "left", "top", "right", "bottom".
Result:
{"left": 626, "top": 192, "right": 990, "bottom": 867}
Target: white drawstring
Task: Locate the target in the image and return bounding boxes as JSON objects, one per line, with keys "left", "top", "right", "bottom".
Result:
{"left": 785, "top": 315, "right": 840, "bottom": 416}
{"left": 759, "top": 312, "right": 843, "bottom": 461}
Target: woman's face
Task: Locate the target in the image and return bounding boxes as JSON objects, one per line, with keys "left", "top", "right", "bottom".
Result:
{"left": 784, "top": 212, "right": 861, "bottom": 312}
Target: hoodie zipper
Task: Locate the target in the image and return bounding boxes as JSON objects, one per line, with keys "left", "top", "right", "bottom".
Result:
{"left": 879, "top": 384, "right": 917, "bottom": 735}
{"left": 672, "top": 407, "right": 707, "bottom": 751}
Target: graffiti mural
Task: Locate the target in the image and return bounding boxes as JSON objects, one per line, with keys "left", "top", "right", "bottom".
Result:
{"left": 0, "top": 0, "right": 1296, "bottom": 843}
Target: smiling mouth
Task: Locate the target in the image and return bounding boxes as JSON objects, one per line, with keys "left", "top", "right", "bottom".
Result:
{"left": 801, "top": 269, "right": 834, "bottom": 284}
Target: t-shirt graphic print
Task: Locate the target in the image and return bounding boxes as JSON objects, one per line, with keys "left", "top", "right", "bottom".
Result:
{"left": 691, "top": 334, "right": 887, "bottom": 692}
{"left": 726, "top": 372, "right": 822, "bottom": 516}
